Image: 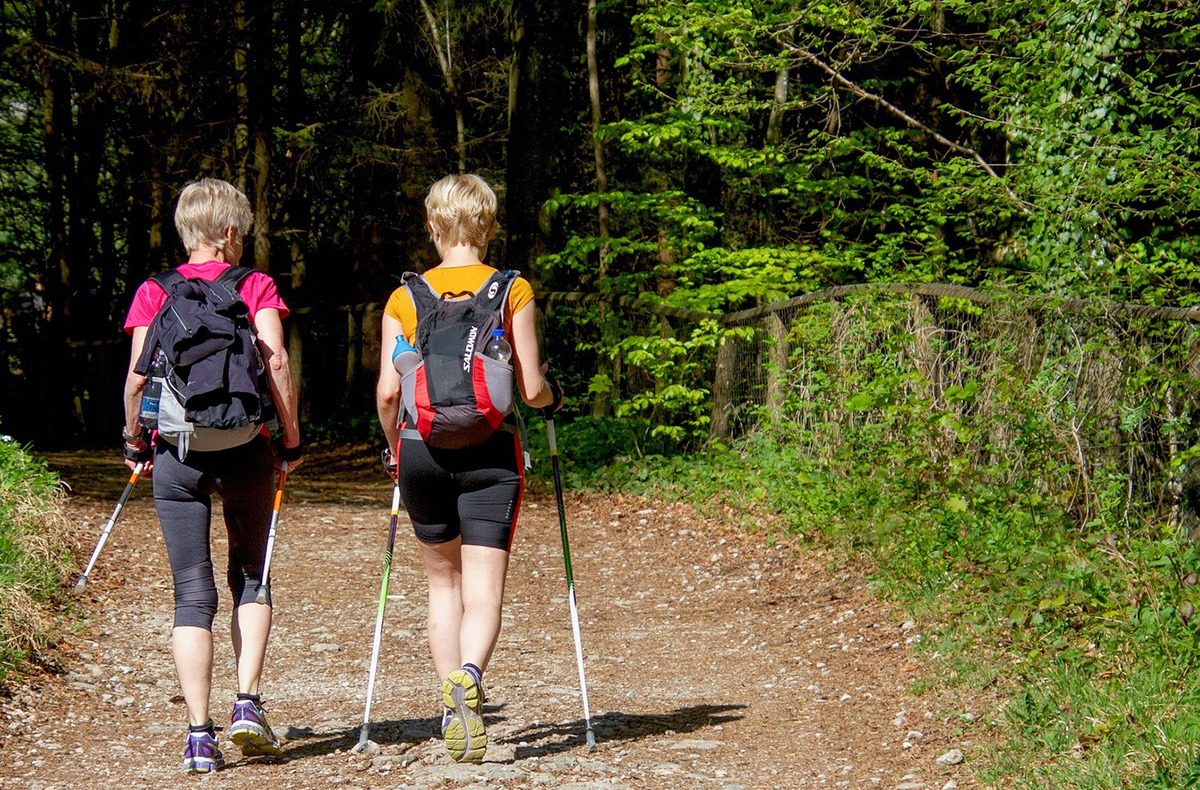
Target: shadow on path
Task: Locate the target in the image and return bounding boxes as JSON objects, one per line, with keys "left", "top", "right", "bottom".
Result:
{"left": 270, "top": 715, "right": 441, "bottom": 761}
{"left": 218, "top": 703, "right": 746, "bottom": 765}
{"left": 508, "top": 704, "right": 747, "bottom": 759}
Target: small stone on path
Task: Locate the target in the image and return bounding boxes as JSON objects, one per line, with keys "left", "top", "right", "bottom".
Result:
{"left": 936, "top": 749, "right": 964, "bottom": 766}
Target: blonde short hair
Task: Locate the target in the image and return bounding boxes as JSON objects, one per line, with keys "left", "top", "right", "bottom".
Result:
{"left": 174, "top": 178, "right": 253, "bottom": 253}
{"left": 425, "top": 174, "right": 497, "bottom": 250}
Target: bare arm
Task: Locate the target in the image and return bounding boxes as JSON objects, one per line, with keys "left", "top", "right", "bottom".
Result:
{"left": 376, "top": 313, "right": 403, "bottom": 451}
{"left": 123, "top": 327, "right": 149, "bottom": 437}
{"left": 253, "top": 308, "right": 303, "bottom": 464}
{"left": 511, "top": 302, "right": 556, "bottom": 409}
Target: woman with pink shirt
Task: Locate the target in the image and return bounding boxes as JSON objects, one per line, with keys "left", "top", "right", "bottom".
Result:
{"left": 121, "top": 178, "right": 303, "bottom": 773}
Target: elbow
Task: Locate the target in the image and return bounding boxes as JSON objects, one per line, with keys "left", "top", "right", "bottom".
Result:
{"left": 124, "top": 370, "right": 147, "bottom": 400}
{"left": 376, "top": 378, "right": 400, "bottom": 411}
{"left": 268, "top": 348, "right": 291, "bottom": 373}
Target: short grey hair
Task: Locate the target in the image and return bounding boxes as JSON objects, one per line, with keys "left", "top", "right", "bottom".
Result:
{"left": 173, "top": 178, "right": 252, "bottom": 253}
{"left": 425, "top": 174, "right": 497, "bottom": 250}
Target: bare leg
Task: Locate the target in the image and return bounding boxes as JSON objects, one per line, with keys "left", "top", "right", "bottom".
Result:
{"left": 419, "top": 539, "right": 465, "bottom": 679}
{"left": 172, "top": 626, "right": 214, "bottom": 726}
{"left": 231, "top": 602, "right": 272, "bottom": 695}
{"left": 424, "top": 541, "right": 506, "bottom": 765}
{"left": 420, "top": 541, "right": 510, "bottom": 677}
{"left": 459, "top": 544, "right": 509, "bottom": 672}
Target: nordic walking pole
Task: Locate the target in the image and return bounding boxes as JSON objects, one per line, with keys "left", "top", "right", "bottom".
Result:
{"left": 352, "top": 476, "right": 402, "bottom": 753}
{"left": 255, "top": 461, "right": 289, "bottom": 605}
{"left": 74, "top": 461, "right": 146, "bottom": 593}
{"left": 546, "top": 415, "right": 598, "bottom": 751}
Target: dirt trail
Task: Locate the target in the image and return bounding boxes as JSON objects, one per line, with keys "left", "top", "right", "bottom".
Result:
{"left": 1, "top": 448, "right": 984, "bottom": 789}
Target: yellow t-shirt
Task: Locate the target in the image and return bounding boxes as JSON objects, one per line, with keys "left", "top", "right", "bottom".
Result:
{"left": 383, "top": 264, "right": 535, "bottom": 343}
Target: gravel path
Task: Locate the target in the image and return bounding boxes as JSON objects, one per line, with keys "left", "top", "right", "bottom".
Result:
{"left": 1, "top": 449, "right": 986, "bottom": 789}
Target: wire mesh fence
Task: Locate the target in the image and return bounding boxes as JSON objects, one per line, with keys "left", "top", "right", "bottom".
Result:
{"left": 542, "top": 283, "right": 1200, "bottom": 535}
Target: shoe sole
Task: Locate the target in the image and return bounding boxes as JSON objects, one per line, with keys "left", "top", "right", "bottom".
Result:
{"left": 442, "top": 670, "right": 486, "bottom": 763}
{"left": 230, "top": 725, "right": 283, "bottom": 758}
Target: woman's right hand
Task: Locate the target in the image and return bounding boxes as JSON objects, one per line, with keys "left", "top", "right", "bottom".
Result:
{"left": 542, "top": 371, "right": 564, "bottom": 415}
{"left": 123, "top": 435, "right": 154, "bottom": 475}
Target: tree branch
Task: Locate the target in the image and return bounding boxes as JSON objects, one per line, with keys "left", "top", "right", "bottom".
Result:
{"left": 783, "top": 43, "right": 1030, "bottom": 212}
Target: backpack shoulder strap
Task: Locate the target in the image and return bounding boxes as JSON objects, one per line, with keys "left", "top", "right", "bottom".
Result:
{"left": 215, "top": 265, "right": 255, "bottom": 292}
{"left": 152, "top": 268, "right": 187, "bottom": 293}
{"left": 402, "top": 272, "right": 441, "bottom": 318}
{"left": 473, "top": 269, "right": 520, "bottom": 312}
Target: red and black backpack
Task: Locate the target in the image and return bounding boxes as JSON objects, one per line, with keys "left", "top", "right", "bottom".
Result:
{"left": 395, "top": 269, "right": 524, "bottom": 451}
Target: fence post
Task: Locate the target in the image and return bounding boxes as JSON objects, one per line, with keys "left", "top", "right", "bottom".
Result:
{"left": 346, "top": 307, "right": 362, "bottom": 395}
{"left": 710, "top": 332, "right": 737, "bottom": 440}
{"left": 765, "top": 311, "right": 789, "bottom": 423}
{"left": 909, "top": 294, "right": 941, "bottom": 401}
{"left": 363, "top": 302, "right": 383, "bottom": 384}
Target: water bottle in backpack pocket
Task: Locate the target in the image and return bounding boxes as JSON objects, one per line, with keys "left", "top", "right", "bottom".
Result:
{"left": 483, "top": 328, "right": 512, "bottom": 363}
{"left": 139, "top": 348, "right": 168, "bottom": 430}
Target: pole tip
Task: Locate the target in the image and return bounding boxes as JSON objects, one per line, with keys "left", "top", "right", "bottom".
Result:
{"left": 350, "top": 731, "right": 378, "bottom": 755}
{"left": 586, "top": 729, "right": 597, "bottom": 752}
{"left": 73, "top": 577, "right": 87, "bottom": 593}
{"left": 255, "top": 587, "right": 268, "bottom": 605}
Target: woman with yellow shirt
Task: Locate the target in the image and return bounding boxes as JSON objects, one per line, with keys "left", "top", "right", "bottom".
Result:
{"left": 375, "top": 173, "right": 562, "bottom": 763}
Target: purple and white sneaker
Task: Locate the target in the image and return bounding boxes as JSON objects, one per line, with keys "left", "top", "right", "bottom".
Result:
{"left": 228, "top": 698, "right": 283, "bottom": 757}
{"left": 182, "top": 725, "right": 224, "bottom": 774}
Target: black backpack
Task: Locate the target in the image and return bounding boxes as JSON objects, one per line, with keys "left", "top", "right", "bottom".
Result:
{"left": 396, "top": 269, "right": 523, "bottom": 451}
{"left": 136, "top": 266, "right": 275, "bottom": 455}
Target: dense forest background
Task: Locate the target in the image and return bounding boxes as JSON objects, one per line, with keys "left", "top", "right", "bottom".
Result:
{"left": 0, "top": 0, "right": 1197, "bottom": 448}
{"left": 7, "top": 4, "right": 1200, "bottom": 784}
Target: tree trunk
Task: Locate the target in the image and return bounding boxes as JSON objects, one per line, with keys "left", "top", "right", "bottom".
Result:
{"left": 505, "top": 0, "right": 579, "bottom": 274}
{"left": 587, "top": 0, "right": 616, "bottom": 417}
{"left": 348, "top": 0, "right": 383, "bottom": 302}
{"left": 765, "top": 312, "right": 790, "bottom": 422}
{"left": 37, "top": 0, "right": 72, "bottom": 329}
{"left": 284, "top": 0, "right": 308, "bottom": 292}
{"left": 766, "top": 64, "right": 788, "bottom": 147}
{"left": 69, "top": 0, "right": 117, "bottom": 336}
{"left": 710, "top": 333, "right": 737, "bottom": 441}
{"left": 420, "top": 0, "right": 466, "bottom": 173}
{"left": 234, "top": 0, "right": 250, "bottom": 193}
{"left": 33, "top": 0, "right": 80, "bottom": 443}
{"left": 587, "top": 0, "right": 609, "bottom": 257}
{"left": 247, "top": 0, "right": 274, "bottom": 272}
{"left": 653, "top": 42, "right": 676, "bottom": 315}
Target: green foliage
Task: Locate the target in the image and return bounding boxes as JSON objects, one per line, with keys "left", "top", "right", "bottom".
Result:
{"left": 586, "top": 291, "right": 1200, "bottom": 787}
{"left": 539, "top": 0, "right": 1200, "bottom": 451}
{"left": 305, "top": 410, "right": 386, "bottom": 446}
{"left": 0, "top": 437, "right": 70, "bottom": 685}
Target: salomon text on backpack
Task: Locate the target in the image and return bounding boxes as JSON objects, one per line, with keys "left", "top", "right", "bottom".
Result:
{"left": 136, "top": 266, "right": 276, "bottom": 458}
{"left": 395, "top": 269, "right": 522, "bottom": 450}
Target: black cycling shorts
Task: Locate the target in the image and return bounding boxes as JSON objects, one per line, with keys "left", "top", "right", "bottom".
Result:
{"left": 397, "top": 429, "right": 524, "bottom": 551}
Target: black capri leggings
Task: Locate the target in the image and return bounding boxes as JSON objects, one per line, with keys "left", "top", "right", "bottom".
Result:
{"left": 152, "top": 434, "right": 275, "bottom": 630}
{"left": 398, "top": 430, "right": 524, "bottom": 551}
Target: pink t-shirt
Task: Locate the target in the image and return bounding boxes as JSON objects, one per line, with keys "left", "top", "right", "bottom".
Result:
{"left": 124, "top": 261, "right": 289, "bottom": 333}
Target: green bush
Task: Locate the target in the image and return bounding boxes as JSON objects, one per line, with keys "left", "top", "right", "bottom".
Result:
{"left": 0, "top": 437, "right": 70, "bottom": 685}
{"left": 599, "top": 293, "right": 1200, "bottom": 788}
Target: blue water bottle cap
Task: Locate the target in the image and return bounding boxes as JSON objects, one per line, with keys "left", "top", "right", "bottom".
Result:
{"left": 392, "top": 336, "right": 417, "bottom": 359}
{"left": 491, "top": 328, "right": 504, "bottom": 338}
